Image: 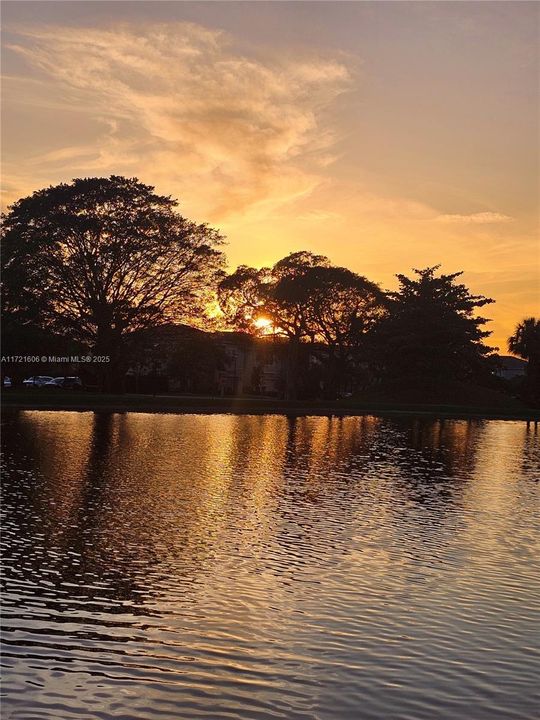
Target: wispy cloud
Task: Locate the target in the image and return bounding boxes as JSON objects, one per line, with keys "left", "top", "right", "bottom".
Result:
{"left": 435, "top": 211, "right": 513, "bottom": 224}
{"left": 4, "top": 22, "right": 350, "bottom": 219}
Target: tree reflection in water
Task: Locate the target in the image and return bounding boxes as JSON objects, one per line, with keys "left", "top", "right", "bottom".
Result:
{"left": 1, "top": 411, "right": 538, "bottom": 720}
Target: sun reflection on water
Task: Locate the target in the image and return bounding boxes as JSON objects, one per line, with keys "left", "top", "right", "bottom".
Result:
{"left": 1, "top": 411, "right": 538, "bottom": 720}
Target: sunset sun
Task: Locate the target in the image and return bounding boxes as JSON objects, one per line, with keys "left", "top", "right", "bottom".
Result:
{"left": 254, "top": 316, "right": 273, "bottom": 332}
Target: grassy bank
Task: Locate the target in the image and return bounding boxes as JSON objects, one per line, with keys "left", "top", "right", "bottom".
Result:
{"left": 2, "top": 389, "right": 538, "bottom": 421}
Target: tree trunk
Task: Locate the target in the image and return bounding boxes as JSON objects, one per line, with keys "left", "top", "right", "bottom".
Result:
{"left": 95, "top": 323, "right": 123, "bottom": 394}
{"left": 525, "top": 357, "right": 540, "bottom": 406}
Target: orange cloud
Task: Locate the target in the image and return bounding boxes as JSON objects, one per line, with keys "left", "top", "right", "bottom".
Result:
{"left": 5, "top": 22, "right": 350, "bottom": 220}
{"left": 436, "top": 212, "right": 513, "bottom": 224}
{"left": 3, "top": 18, "right": 536, "bottom": 351}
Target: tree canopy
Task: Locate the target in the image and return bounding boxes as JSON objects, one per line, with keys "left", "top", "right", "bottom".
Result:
{"left": 218, "top": 251, "right": 385, "bottom": 398}
{"left": 218, "top": 251, "right": 383, "bottom": 346}
{"left": 508, "top": 318, "right": 540, "bottom": 361}
{"left": 370, "top": 266, "right": 495, "bottom": 380}
{"left": 1, "top": 176, "right": 226, "bottom": 359}
{"left": 508, "top": 317, "right": 540, "bottom": 405}
{"left": 2, "top": 176, "right": 522, "bottom": 405}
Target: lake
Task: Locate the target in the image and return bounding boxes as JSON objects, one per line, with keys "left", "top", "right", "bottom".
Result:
{"left": 1, "top": 411, "right": 539, "bottom": 720}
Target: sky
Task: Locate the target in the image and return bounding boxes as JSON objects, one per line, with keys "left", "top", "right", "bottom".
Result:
{"left": 2, "top": 1, "right": 539, "bottom": 349}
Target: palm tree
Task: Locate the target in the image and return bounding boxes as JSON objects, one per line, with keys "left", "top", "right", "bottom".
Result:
{"left": 508, "top": 318, "right": 540, "bottom": 405}
{"left": 508, "top": 318, "right": 540, "bottom": 359}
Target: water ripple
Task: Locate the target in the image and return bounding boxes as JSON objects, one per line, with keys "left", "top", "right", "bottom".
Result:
{"left": 1, "top": 412, "right": 539, "bottom": 719}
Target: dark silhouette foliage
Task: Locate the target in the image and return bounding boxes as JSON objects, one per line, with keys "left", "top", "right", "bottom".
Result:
{"left": 508, "top": 318, "right": 540, "bottom": 405}
{"left": 2, "top": 176, "right": 225, "bottom": 388}
{"left": 3, "top": 177, "right": 526, "bottom": 407}
{"left": 219, "top": 251, "right": 384, "bottom": 398}
{"left": 369, "top": 266, "right": 495, "bottom": 381}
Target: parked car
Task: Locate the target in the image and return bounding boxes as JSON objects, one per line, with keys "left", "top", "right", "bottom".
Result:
{"left": 44, "top": 376, "right": 83, "bottom": 389}
{"left": 22, "top": 376, "right": 54, "bottom": 387}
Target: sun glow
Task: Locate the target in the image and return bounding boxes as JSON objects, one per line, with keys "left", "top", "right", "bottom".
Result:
{"left": 254, "top": 316, "right": 273, "bottom": 333}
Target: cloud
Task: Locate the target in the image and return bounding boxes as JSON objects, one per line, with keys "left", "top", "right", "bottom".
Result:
{"left": 435, "top": 211, "right": 513, "bottom": 224}
{"left": 4, "top": 22, "right": 350, "bottom": 219}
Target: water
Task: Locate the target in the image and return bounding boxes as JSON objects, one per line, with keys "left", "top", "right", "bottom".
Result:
{"left": 1, "top": 411, "right": 539, "bottom": 720}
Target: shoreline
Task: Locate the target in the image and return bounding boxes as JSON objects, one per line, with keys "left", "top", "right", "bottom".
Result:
{"left": 2, "top": 393, "right": 538, "bottom": 421}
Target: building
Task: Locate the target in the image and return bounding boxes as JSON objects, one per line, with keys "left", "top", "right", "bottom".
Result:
{"left": 494, "top": 355, "right": 527, "bottom": 381}
{"left": 125, "top": 324, "right": 288, "bottom": 396}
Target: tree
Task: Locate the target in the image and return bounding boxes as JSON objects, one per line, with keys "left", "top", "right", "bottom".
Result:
{"left": 508, "top": 318, "right": 540, "bottom": 405}
{"left": 125, "top": 323, "right": 226, "bottom": 395}
{"left": 218, "top": 265, "right": 268, "bottom": 333}
{"left": 218, "top": 251, "right": 330, "bottom": 341}
{"left": 1, "top": 176, "right": 225, "bottom": 389}
{"left": 218, "top": 251, "right": 384, "bottom": 399}
{"left": 219, "top": 252, "right": 328, "bottom": 398}
{"left": 298, "top": 265, "right": 384, "bottom": 395}
{"left": 370, "top": 266, "right": 495, "bottom": 381}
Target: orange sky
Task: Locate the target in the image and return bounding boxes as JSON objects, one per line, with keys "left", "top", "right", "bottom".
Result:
{"left": 2, "top": 1, "right": 539, "bottom": 350}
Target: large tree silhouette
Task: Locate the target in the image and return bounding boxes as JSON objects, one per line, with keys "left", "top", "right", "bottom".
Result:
{"left": 219, "top": 251, "right": 383, "bottom": 398}
{"left": 370, "top": 266, "right": 495, "bottom": 381}
{"left": 1, "top": 176, "right": 225, "bottom": 388}
{"left": 298, "top": 265, "right": 384, "bottom": 395}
